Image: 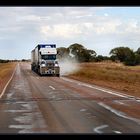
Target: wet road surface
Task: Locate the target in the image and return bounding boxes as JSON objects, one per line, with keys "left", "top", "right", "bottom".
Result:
{"left": 1, "top": 62, "right": 140, "bottom": 134}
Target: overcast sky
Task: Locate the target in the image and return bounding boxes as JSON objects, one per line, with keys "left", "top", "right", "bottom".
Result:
{"left": 0, "top": 7, "right": 140, "bottom": 59}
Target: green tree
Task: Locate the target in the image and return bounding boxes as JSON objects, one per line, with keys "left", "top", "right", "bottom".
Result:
{"left": 95, "top": 55, "right": 104, "bottom": 62}
{"left": 110, "top": 46, "right": 140, "bottom": 66}
{"left": 110, "top": 47, "right": 134, "bottom": 62}
{"left": 0, "top": 59, "right": 9, "bottom": 63}
{"left": 134, "top": 47, "right": 140, "bottom": 65}
{"left": 135, "top": 54, "right": 140, "bottom": 65}
{"left": 124, "top": 50, "right": 136, "bottom": 66}
{"left": 136, "top": 47, "right": 140, "bottom": 55}
{"left": 68, "top": 43, "right": 96, "bottom": 62}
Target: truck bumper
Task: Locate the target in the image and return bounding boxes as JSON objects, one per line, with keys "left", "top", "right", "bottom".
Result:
{"left": 40, "top": 67, "right": 60, "bottom": 75}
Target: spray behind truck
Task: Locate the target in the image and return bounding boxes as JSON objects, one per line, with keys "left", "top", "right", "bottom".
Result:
{"left": 31, "top": 44, "right": 60, "bottom": 76}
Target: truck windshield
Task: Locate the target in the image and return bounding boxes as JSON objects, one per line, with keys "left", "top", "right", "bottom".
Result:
{"left": 41, "top": 55, "right": 56, "bottom": 60}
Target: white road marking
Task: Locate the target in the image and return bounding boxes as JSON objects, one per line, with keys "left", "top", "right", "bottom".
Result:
{"left": 80, "top": 109, "right": 87, "bottom": 112}
{"left": 98, "top": 102, "right": 140, "bottom": 124}
{"left": 36, "top": 77, "right": 39, "bottom": 79}
{"left": 21, "top": 104, "right": 32, "bottom": 110}
{"left": 9, "top": 125, "right": 33, "bottom": 129}
{"left": 50, "top": 95, "right": 56, "bottom": 99}
{"left": 0, "top": 64, "right": 17, "bottom": 98}
{"left": 93, "top": 125, "right": 108, "bottom": 133}
{"left": 4, "top": 110, "right": 30, "bottom": 113}
{"left": 114, "top": 100, "right": 124, "bottom": 105}
{"left": 86, "top": 112, "right": 91, "bottom": 115}
{"left": 136, "top": 100, "right": 140, "bottom": 102}
{"left": 61, "top": 77, "right": 139, "bottom": 100}
{"left": 49, "top": 86, "right": 55, "bottom": 90}
{"left": 114, "top": 100, "right": 128, "bottom": 106}
{"left": 114, "top": 131, "right": 122, "bottom": 134}
{"left": 77, "top": 83, "right": 130, "bottom": 99}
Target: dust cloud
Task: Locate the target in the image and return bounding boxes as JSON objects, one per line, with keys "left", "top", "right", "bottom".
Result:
{"left": 58, "top": 58, "right": 80, "bottom": 76}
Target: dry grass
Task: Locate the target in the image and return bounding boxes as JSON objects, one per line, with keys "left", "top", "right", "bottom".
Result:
{"left": 0, "top": 62, "right": 16, "bottom": 93}
{"left": 68, "top": 61, "right": 140, "bottom": 97}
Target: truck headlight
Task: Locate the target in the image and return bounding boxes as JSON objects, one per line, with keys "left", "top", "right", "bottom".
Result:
{"left": 55, "top": 64, "right": 58, "bottom": 67}
{"left": 41, "top": 64, "right": 46, "bottom": 67}
{"left": 55, "top": 61, "right": 59, "bottom": 67}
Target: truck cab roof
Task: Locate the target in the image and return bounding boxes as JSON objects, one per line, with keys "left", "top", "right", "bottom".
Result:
{"left": 37, "top": 44, "right": 56, "bottom": 48}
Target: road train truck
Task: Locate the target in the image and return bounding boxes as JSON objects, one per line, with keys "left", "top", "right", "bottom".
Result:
{"left": 31, "top": 44, "right": 60, "bottom": 76}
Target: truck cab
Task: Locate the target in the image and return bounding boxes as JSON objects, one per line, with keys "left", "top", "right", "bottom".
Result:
{"left": 31, "top": 44, "right": 60, "bottom": 76}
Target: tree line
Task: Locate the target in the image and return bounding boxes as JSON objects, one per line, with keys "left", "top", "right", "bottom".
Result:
{"left": 0, "top": 59, "right": 30, "bottom": 63}
{"left": 0, "top": 59, "right": 10, "bottom": 63}
{"left": 1, "top": 43, "right": 140, "bottom": 66}
{"left": 57, "top": 43, "right": 140, "bottom": 66}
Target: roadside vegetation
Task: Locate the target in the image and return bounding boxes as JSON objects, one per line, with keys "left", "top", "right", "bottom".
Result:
{"left": 68, "top": 61, "right": 140, "bottom": 97}
{"left": 57, "top": 43, "right": 140, "bottom": 66}
{"left": 57, "top": 43, "right": 140, "bottom": 97}
{"left": 0, "top": 62, "right": 16, "bottom": 93}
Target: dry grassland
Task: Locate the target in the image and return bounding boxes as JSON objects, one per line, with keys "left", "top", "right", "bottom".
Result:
{"left": 0, "top": 62, "right": 16, "bottom": 94}
{"left": 68, "top": 61, "right": 140, "bottom": 97}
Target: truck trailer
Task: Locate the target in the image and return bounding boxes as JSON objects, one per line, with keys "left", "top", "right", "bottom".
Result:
{"left": 31, "top": 44, "right": 60, "bottom": 76}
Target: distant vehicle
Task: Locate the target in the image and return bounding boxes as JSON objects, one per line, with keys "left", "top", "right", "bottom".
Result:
{"left": 31, "top": 44, "right": 60, "bottom": 76}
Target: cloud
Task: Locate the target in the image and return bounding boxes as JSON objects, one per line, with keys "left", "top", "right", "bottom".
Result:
{"left": 41, "top": 24, "right": 83, "bottom": 39}
{"left": 17, "top": 14, "right": 51, "bottom": 22}
{"left": 0, "top": 7, "right": 140, "bottom": 59}
{"left": 93, "top": 19, "right": 121, "bottom": 35}
{"left": 104, "top": 13, "right": 109, "bottom": 17}
{"left": 40, "top": 17, "right": 122, "bottom": 40}
{"left": 115, "top": 19, "right": 140, "bottom": 36}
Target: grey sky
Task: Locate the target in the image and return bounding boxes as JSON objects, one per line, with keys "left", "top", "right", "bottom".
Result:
{"left": 0, "top": 7, "right": 140, "bottom": 59}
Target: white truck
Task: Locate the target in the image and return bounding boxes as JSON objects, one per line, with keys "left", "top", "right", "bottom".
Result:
{"left": 31, "top": 44, "right": 60, "bottom": 76}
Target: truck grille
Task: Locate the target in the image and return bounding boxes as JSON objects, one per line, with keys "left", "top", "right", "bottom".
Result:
{"left": 46, "top": 63, "right": 54, "bottom": 67}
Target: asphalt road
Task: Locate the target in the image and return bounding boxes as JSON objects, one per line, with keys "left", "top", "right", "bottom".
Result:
{"left": 0, "top": 62, "right": 140, "bottom": 134}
